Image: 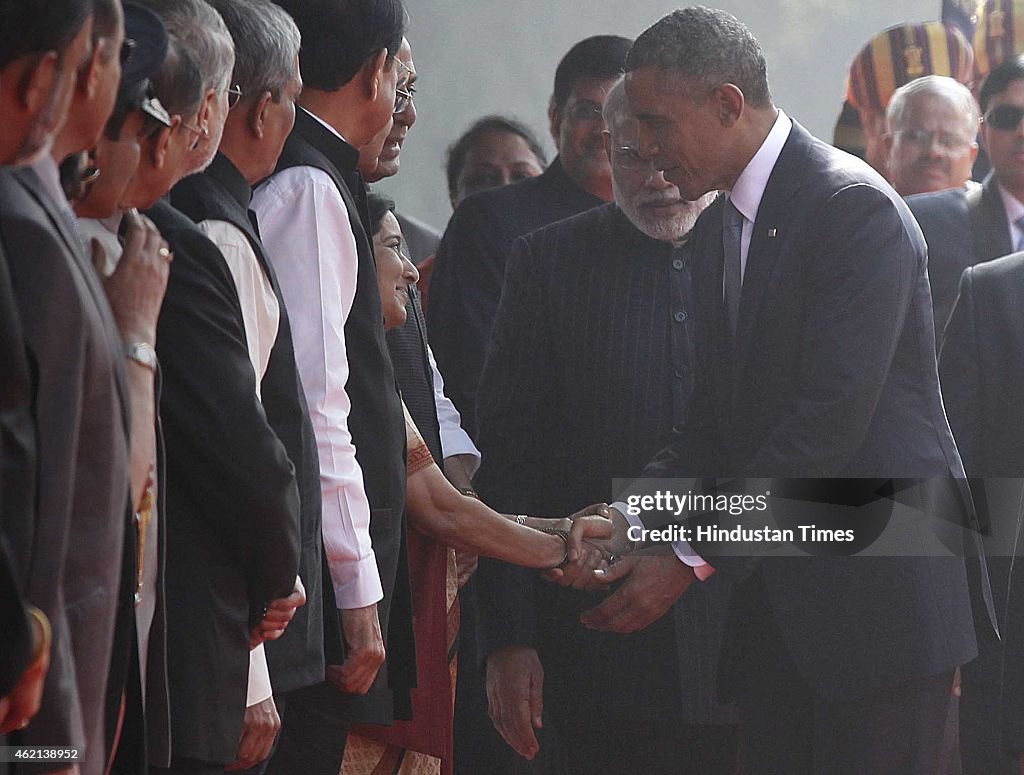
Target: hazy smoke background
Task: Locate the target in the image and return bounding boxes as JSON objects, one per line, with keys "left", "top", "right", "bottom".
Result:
{"left": 380, "top": 0, "right": 936, "bottom": 229}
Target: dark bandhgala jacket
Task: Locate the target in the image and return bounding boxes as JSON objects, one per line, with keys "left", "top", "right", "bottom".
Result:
{"left": 148, "top": 197, "right": 300, "bottom": 764}
{"left": 271, "top": 109, "right": 415, "bottom": 723}
{"left": 474, "top": 202, "right": 736, "bottom": 725}
{"left": 171, "top": 152, "right": 341, "bottom": 696}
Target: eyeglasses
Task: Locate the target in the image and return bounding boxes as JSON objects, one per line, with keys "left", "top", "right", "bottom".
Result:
{"left": 390, "top": 55, "right": 415, "bottom": 113}
{"left": 612, "top": 145, "right": 653, "bottom": 171}
{"left": 895, "top": 128, "right": 972, "bottom": 151}
{"left": 179, "top": 118, "right": 208, "bottom": 151}
{"left": 394, "top": 86, "right": 413, "bottom": 114}
{"left": 226, "top": 84, "right": 243, "bottom": 109}
{"left": 984, "top": 104, "right": 1024, "bottom": 131}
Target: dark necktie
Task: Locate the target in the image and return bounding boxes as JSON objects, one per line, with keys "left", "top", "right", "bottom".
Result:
{"left": 722, "top": 196, "right": 744, "bottom": 336}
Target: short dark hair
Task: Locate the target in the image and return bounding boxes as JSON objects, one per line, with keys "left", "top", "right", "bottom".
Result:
{"left": 366, "top": 189, "right": 396, "bottom": 236}
{"left": 626, "top": 7, "right": 772, "bottom": 107}
{"left": 274, "top": 0, "right": 405, "bottom": 91}
{"left": 0, "top": 0, "right": 93, "bottom": 70}
{"left": 150, "top": 34, "right": 204, "bottom": 118}
{"left": 979, "top": 54, "right": 1024, "bottom": 113}
{"left": 445, "top": 115, "right": 547, "bottom": 203}
{"left": 552, "top": 35, "right": 632, "bottom": 110}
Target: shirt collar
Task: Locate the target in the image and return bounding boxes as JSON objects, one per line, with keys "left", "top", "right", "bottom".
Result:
{"left": 998, "top": 182, "right": 1024, "bottom": 228}
{"left": 728, "top": 109, "right": 792, "bottom": 224}
{"left": 301, "top": 106, "right": 349, "bottom": 145}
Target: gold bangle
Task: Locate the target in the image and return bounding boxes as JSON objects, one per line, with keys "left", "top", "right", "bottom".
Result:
{"left": 26, "top": 605, "right": 51, "bottom": 662}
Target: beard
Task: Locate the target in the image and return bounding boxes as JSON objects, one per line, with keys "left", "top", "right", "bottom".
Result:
{"left": 616, "top": 181, "right": 715, "bottom": 243}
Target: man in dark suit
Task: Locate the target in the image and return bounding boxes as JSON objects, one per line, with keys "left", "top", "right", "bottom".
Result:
{"left": 169, "top": 1, "right": 335, "bottom": 771}
{"left": 473, "top": 79, "right": 735, "bottom": 775}
{"left": 252, "top": 2, "right": 413, "bottom": 772}
{"left": 939, "top": 256, "right": 1024, "bottom": 774}
{"left": 427, "top": 35, "right": 632, "bottom": 435}
{"left": 0, "top": 4, "right": 137, "bottom": 774}
{"left": 906, "top": 56, "right": 1024, "bottom": 334}
{"left": 590, "top": 9, "right": 982, "bottom": 773}
{"left": 119, "top": 9, "right": 303, "bottom": 773}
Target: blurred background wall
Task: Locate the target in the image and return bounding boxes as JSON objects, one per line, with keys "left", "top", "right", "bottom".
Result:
{"left": 377, "top": 0, "right": 939, "bottom": 230}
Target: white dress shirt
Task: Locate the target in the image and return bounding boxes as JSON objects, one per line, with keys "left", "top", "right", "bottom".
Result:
{"left": 615, "top": 110, "right": 793, "bottom": 574}
{"left": 428, "top": 346, "right": 480, "bottom": 469}
{"left": 252, "top": 111, "right": 383, "bottom": 609}
{"left": 198, "top": 217, "right": 279, "bottom": 707}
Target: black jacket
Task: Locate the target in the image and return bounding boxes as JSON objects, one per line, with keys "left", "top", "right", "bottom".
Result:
{"left": 427, "top": 157, "right": 604, "bottom": 433}
{"left": 148, "top": 198, "right": 300, "bottom": 763}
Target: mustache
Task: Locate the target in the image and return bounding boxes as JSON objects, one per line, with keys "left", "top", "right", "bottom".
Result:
{"left": 637, "top": 192, "right": 684, "bottom": 207}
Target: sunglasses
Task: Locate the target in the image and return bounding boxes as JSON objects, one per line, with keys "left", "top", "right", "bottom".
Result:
{"left": 985, "top": 104, "right": 1024, "bottom": 131}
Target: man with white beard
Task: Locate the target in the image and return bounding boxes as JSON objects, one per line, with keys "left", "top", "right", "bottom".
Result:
{"left": 471, "top": 79, "right": 739, "bottom": 775}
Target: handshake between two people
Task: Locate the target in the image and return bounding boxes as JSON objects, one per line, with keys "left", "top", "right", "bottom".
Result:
{"left": 539, "top": 503, "right": 637, "bottom": 590}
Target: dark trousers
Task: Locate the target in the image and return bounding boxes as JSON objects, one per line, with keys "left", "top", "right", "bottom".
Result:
{"left": 729, "top": 575, "right": 957, "bottom": 775}
{"left": 148, "top": 760, "right": 223, "bottom": 775}
{"left": 262, "top": 683, "right": 349, "bottom": 775}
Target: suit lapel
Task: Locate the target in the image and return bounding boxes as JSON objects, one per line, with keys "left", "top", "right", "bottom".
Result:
{"left": 972, "top": 175, "right": 1012, "bottom": 261}
{"left": 732, "top": 123, "right": 808, "bottom": 379}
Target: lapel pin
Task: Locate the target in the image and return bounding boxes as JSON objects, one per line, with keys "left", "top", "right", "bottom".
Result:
{"left": 767, "top": 228, "right": 778, "bottom": 238}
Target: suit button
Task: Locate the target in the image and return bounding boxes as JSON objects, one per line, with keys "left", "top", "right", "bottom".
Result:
{"left": 672, "top": 258, "right": 684, "bottom": 270}
{"left": 675, "top": 368, "right": 686, "bottom": 379}
{"left": 674, "top": 311, "right": 687, "bottom": 323}
{"left": 673, "top": 424, "right": 685, "bottom": 434}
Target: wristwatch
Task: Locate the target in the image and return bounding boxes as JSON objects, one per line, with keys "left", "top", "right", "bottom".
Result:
{"left": 125, "top": 341, "right": 158, "bottom": 372}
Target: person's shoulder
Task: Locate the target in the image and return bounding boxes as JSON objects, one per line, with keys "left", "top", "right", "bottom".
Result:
{"left": 520, "top": 201, "right": 619, "bottom": 248}
{"left": 905, "top": 186, "right": 968, "bottom": 216}
{"left": 969, "top": 250, "right": 1024, "bottom": 285}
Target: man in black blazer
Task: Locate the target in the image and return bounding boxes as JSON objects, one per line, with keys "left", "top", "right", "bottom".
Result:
{"left": 598, "top": 9, "right": 982, "bottom": 773}
{"left": 473, "top": 80, "right": 735, "bottom": 774}
{"left": 939, "top": 256, "right": 1024, "bottom": 774}
{"left": 906, "top": 56, "right": 1024, "bottom": 335}
{"left": 0, "top": 4, "right": 136, "bottom": 773}
{"left": 427, "top": 35, "right": 632, "bottom": 435}
{"left": 169, "top": 1, "right": 336, "bottom": 770}
{"left": 119, "top": 12, "right": 302, "bottom": 774}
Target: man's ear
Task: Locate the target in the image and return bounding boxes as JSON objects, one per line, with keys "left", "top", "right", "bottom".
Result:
{"left": 151, "top": 118, "right": 178, "bottom": 168}
{"left": 18, "top": 51, "right": 60, "bottom": 114}
{"left": 365, "top": 48, "right": 389, "bottom": 102}
{"left": 251, "top": 91, "right": 273, "bottom": 139}
{"left": 713, "top": 83, "right": 744, "bottom": 127}
{"left": 196, "top": 87, "right": 216, "bottom": 133}
{"left": 969, "top": 141, "right": 979, "bottom": 165}
{"left": 548, "top": 95, "right": 562, "bottom": 144}
{"left": 80, "top": 38, "right": 107, "bottom": 99}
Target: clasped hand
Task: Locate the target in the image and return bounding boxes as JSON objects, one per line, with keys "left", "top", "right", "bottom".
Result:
{"left": 543, "top": 504, "right": 636, "bottom": 590}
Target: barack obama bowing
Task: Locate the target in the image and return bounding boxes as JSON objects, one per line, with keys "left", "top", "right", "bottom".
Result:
{"left": 576, "top": 8, "right": 985, "bottom": 775}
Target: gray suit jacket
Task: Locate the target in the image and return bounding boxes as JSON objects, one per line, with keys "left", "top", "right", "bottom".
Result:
{"left": 907, "top": 175, "right": 1012, "bottom": 336}
{"left": 0, "top": 165, "right": 131, "bottom": 775}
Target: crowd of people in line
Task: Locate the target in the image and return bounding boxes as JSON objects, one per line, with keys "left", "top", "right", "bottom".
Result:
{"left": 5, "top": 1, "right": 1024, "bottom": 775}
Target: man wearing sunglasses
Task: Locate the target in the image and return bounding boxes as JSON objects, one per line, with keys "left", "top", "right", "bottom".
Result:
{"left": 908, "top": 53, "right": 1024, "bottom": 775}
{"left": 907, "top": 56, "right": 1024, "bottom": 335}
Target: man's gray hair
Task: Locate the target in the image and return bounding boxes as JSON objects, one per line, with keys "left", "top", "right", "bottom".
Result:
{"left": 886, "top": 75, "right": 979, "bottom": 138}
{"left": 626, "top": 6, "right": 771, "bottom": 107}
{"left": 207, "top": 0, "right": 300, "bottom": 101}
{"left": 135, "top": 0, "right": 235, "bottom": 91}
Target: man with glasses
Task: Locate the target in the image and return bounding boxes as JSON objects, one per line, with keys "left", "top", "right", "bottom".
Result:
{"left": 908, "top": 57, "right": 1024, "bottom": 334}
{"left": 252, "top": 1, "right": 413, "bottom": 773}
{"left": 884, "top": 76, "right": 979, "bottom": 199}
